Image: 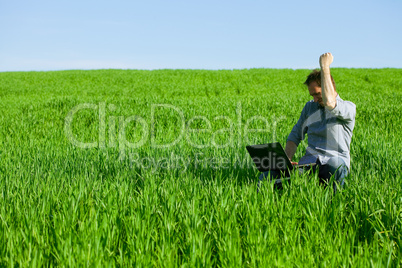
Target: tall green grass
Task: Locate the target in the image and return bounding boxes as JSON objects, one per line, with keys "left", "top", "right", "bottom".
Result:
{"left": 0, "top": 68, "right": 401, "bottom": 266}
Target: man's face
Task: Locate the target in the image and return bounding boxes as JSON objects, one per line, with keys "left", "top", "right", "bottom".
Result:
{"left": 308, "top": 81, "right": 324, "bottom": 107}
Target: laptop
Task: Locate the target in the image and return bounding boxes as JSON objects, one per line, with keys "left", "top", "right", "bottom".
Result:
{"left": 246, "top": 142, "right": 316, "bottom": 172}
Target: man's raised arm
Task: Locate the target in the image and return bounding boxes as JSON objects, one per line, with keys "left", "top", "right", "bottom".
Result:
{"left": 320, "top": 53, "right": 337, "bottom": 110}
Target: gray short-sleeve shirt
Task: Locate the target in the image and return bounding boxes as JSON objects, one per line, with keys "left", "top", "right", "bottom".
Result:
{"left": 287, "top": 94, "right": 356, "bottom": 170}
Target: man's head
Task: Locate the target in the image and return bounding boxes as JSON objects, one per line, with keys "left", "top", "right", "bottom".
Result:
{"left": 304, "top": 69, "right": 336, "bottom": 107}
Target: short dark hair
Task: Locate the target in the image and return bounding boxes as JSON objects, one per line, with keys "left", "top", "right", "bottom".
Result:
{"left": 304, "top": 69, "right": 336, "bottom": 90}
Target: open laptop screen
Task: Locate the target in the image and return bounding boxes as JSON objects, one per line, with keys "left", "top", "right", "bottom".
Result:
{"left": 246, "top": 142, "right": 292, "bottom": 172}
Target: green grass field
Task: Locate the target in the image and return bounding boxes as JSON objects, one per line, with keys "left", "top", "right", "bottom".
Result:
{"left": 0, "top": 68, "right": 401, "bottom": 266}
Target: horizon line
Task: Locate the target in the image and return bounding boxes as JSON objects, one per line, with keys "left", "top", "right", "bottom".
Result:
{"left": 1, "top": 66, "right": 401, "bottom": 73}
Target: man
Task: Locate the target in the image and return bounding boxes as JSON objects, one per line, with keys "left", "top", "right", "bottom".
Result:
{"left": 259, "top": 53, "right": 356, "bottom": 192}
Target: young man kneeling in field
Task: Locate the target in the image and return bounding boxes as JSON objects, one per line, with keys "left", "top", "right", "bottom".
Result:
{"left": 259, "top": 53, "right": 356, "bottom": 192}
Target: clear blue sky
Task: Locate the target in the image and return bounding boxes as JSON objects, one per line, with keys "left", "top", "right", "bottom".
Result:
{"left": 1, "top": 0, "right": 401, "bottom": 71}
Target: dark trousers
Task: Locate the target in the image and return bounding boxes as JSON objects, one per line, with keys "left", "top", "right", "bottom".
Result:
{"left": 258, "top": 157, "right": 349, "bottom": 193}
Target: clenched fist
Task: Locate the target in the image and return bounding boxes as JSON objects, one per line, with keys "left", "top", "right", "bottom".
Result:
{"left": 319, "top": 52, "right": 333, "bottom": 69}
